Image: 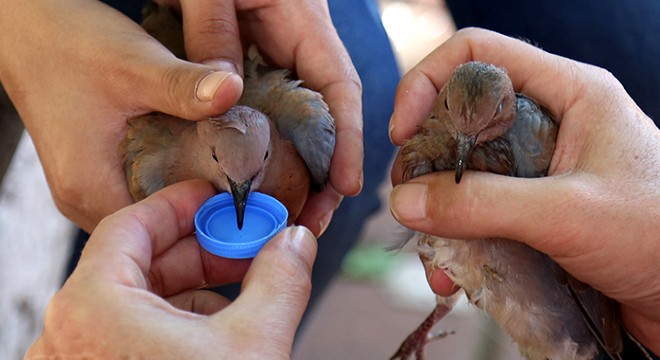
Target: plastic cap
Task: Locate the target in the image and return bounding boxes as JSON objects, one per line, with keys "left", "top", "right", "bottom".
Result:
{"left": 195, "top": 192, "right": 288, "bottom": 259}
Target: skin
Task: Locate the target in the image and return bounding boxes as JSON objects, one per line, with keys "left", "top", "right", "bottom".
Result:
{"left": 25, "top": 180, "right": 318, "bottom": 359}
{"left": 0, "top": 0, "right": 362, "bottom": 236}
{"left": 389, "top": 28, "right": 660, "bottom": 354}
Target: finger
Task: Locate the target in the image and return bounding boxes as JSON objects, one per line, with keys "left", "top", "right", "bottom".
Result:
{"left": 214, "top": 226, "right": 317, "bottom": 340}
{"left": 298, "top": 43, "right": 364, "bottom": 198}
{"left": 389, "top": 27, "right": 586, "bottom": 144}
{"left": 148, "top": 235, "right": 252, "bottom": 297}
{"left": 180, "top": 0, "right": 244, "bottom": 75}
{"left": 141, "top": 51, "right": 243, "bottom": 120}
{"left": 389, "top": 171, "right": 602, "bottom": 258}
{"left": 390, "top": 148, "right": 405, "bottom": 186}
{"left": 166, "top": 289, "right": 232, "bottom": 315}
{"left": 81, "top": 180, "right": 216, "bottom": 286}
{"left": 241, "top": 1, "right": 364, "bottom": 197}
{"left": 112, "top": 17, "right": 243, "bottom": 120}
{"left": 294, "top": 187, "right": 343, "bottom": 237}
{"left": 388, "top": 56, "right": 442, "bottom": 146}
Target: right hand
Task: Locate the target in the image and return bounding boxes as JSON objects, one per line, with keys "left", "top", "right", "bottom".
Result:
{"left": 389, "top": 28, "right": 660, "bottom": 353}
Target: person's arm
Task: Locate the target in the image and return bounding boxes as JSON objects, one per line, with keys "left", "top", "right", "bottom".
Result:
{"left": 389, "top": 28, "right": 660, "bottom": 353}
{"left": 25, "top": 180, "right": 317, "bottom": 359}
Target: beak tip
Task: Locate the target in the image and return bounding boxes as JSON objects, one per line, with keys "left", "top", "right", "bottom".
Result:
{"left": 227, "top": 177, "right": 252, "bottom": 231}
{"left": 234, "top": 202, "right": 247, "bottom": 230}
{"left": 455, "top": 171, "right": 463, "bottom": 184}
{"left": 454, "top": 132, "right": 475, "bottom": 185}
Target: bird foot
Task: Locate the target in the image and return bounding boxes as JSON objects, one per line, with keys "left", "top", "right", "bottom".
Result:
{"left": 390, "top": 304, "right": 454, "bottom": 360}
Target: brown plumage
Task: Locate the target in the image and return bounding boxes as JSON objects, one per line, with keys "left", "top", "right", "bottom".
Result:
{"left": 121, "top": 2, "right": 335, "bottom": 227}
{"left": 392, "top": 62, "right": 623, "bottom": 360}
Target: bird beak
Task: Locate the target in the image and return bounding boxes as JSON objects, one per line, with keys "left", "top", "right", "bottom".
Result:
{"left": 455, "top": 132, "right": 477, "bottom": 183}
{"left": 227, "top": 177, "right": 252, "bottom": 230}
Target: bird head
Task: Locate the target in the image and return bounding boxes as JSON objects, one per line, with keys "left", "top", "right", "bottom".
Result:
{"left": 197, "top": 106, "right": 271, "bottom": 229}
{"left": 438, "top": 61, "right": 516, "bottom": 183}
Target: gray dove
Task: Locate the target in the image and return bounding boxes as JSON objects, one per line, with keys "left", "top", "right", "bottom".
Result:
{"left": 122, "top": 2, "right": 335, "bottom": 228}
{"left": 391, "top": 61, "right": 624, "bottom": 360}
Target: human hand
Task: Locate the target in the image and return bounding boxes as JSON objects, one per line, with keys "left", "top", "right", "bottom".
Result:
{"left": 0, "top": 0, "right": 361, "bottom": 236}
{"left": 0, "top": 0, "right": 243, "bottom": 232}
{"left": 25, "top": 180, "right": 317, "bottom": 359}
{"left": 389, "top": 28, "right": 660, "bottom": 352}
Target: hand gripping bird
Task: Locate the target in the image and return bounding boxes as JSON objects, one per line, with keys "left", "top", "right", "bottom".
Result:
{"left": 121, "top": 3, "right": 335, "bottom": 228}
{"left": 391, "top": 62, "right": 625, "bottom": 360}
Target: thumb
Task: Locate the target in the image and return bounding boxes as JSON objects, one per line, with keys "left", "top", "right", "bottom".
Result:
{"left": 214, "top": 226, "right": 317, "bottom": 344}
{"left": 389, "top": 171, "right": 582, "bottom": 256}
{"left": 137, "top": 56, "right": 243, "bottom": 120}
{"left": 130, "top": 0, "right": 243, "bottom": 119}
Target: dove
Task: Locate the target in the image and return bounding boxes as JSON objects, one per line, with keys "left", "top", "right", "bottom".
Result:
{"left": 121, "top": 2, "right": 335, "bottom": 228}
{"left": 391, "top": 62, "right": 625, "bottom": 360}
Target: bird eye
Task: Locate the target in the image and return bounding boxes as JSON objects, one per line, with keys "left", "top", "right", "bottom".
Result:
{"left": 264, "top": 150, "right": 269, "bottom": 161}
{"left": 211, "top": 152, "right": 218, "bottom": 162}
{"left": 495, "top": 102, "right": 503, "bottom": 116}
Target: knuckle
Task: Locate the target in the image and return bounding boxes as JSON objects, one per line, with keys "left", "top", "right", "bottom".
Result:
{"left": 160, "top": 66, "right": 194, "bottom": 115}
{"left": 274, "top": 255, "right": 313, "bottom": 292}
{"left": 197, "top": 15, "right": 238, "bottom": 39}
{"left": 49, "top": 172, "right": 84, "bottom": 219}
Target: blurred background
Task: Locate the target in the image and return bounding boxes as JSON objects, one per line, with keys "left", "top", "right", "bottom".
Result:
{"left": 0, "top": 1, "right": 524, "bottom": 359}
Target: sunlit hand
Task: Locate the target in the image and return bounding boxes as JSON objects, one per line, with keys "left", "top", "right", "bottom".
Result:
{"left": 389, "top": 28, "right": 660, "bottom": 352}
{"left": 25, "top": 180, "right": 317, "bottom": 359}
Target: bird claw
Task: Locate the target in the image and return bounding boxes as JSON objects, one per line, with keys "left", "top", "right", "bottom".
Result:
{"left": 390, "top": 327, "right": 455, "bottom": 360}
{"left": 390, "top": 304, "right": 455, "bottom": 360}
{"left": 428, "top": 329, "right": 455, "bottom": 341}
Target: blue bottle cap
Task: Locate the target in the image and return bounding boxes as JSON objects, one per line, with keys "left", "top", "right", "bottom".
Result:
{"left": 194, "top": 192, "right": 288, "bottom": 259}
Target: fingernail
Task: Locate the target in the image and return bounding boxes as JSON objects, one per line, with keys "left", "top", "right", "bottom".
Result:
{"left": 388, "top": 114, "right": 396, "bottom": 143}
{"left": 287, "top": 226, "right": 315, "bottom": 252}
{"left": 203, "top": 59, "right": 238, "bottom": 74}
{"left": 195, "top": 71, "right": 235, "bottom": 102}
{"left": 357, "top": 171, "right": 364, "bottom": 192}
{"left": 317, "top": 211, "right": 334, "bottom": 236}
{"left": 389, "top": 183, "right": 428, "bottom": 222}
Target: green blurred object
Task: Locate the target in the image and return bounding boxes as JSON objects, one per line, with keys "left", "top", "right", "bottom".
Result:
{"left": 340, "top": 243, "right": 401, "bottom": 280}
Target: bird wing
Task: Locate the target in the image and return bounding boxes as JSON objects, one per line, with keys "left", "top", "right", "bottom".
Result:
{"left": 564, "top": 275, "right": 624, "bottom": 359}
{"left": 121, "top": 114, "right": 188, "bottom": 200}
{"left": 240, "top": 49, "right": 335, "bottom": 190}
{"left": 511, "top": 95, "right": 624, "bottom": 357}
{"left": 506, "top": 95, "right": 558, "bottom": 178}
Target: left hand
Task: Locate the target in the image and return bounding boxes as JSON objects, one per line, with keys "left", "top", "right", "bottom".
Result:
{"left": 25, "top": 180, "right": 318, "bottom": 359}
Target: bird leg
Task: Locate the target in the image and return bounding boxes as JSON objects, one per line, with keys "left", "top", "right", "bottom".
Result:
{"left": 390, "top": 303, "right": 455, "bottom": 360}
